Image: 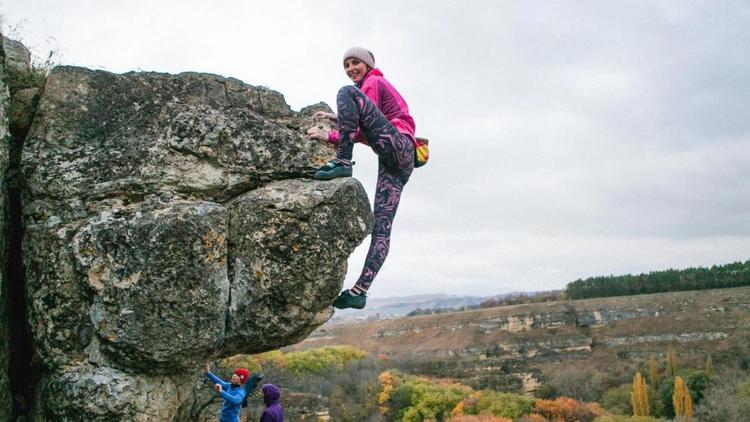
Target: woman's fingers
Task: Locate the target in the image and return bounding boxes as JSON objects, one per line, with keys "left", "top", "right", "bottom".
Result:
{"left": 307, "top": 126, "right": 328, "bottom": 141}
{"left": 313, "top": 111, "right": 337, "bottom": 121}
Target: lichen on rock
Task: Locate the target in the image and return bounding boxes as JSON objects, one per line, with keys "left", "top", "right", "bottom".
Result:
{"left": 0, "top": 34, "right": 14, "bottom": 422}
{"left": 16, "top": 65, "right": 371, "bottom": 419}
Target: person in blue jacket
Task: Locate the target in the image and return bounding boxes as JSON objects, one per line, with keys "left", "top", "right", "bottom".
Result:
{"left": 205, "top": 363, "right": 249, "bottom": 422}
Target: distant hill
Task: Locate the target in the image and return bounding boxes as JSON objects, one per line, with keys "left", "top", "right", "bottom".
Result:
{"left": 301, "top": 286, "right": 750, "bottom": 394}
{"left": 329, "top": 293, "right": 503, "bottom": 323}
{"left": 329, "top": 291, "right": 561, "bottom": 324}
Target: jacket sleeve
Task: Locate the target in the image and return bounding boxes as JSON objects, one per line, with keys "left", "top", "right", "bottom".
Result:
{"left": 206, "top": 371, "right": 231, "bottom": 391}
{"left": 327, "top": 130, "right": 340, "bottom": 144}
{"left": 219, "top": 387, "right": 246, "bottom": 406}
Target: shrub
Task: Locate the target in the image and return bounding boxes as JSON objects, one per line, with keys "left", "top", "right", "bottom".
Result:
{"left": 516, "top": 415, "right": 549, "bottom": 422}
{"left": 594, "top": 416, "right": 661, "bottom": 422}
{"left": 455, "top": 390, "right": 535, "bottom": 419}
{"left": 533, "top": 397, "right": 604, "bottom": 422}
{"left": 534, "top": 384, "right": 560, "bottom": 400}
{"left": 657, "top": 371, "right": 709, "bottom": 417}
{"left": 447, "top": 416, "right": 512, "bottom": 422}
{"left": 694, "top": 376, "right": 750, "bottom": 421}
{"left": 600, "top": 384, "right": 632, "bottom": 415}
{"left": 4, "top": 64, "right": 47, "bottom": 95}
{"left": 248, "top": 346, "right": 367, "bottom": 376}
{"left": 380, "top": 373, "right": 472, "bottom": 422}
{"left": 546, "top": 367, "right": 607, "bottom": 402}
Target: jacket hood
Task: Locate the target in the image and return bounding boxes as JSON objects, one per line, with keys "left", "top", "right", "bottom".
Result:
{"left": 262, "top": 383, "right": 281, "bottom": 406}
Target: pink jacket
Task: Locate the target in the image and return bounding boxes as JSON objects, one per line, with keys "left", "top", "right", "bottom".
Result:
{"left": 328, "top": 68, "right": 416, "bottom": 145}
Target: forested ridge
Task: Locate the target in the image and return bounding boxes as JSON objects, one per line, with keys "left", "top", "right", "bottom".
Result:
{"left": 565, "top": 260, "right": 750, "bottom": 299}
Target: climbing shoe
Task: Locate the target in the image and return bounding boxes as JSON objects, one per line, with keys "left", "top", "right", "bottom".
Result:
{"left": 333, "top": 290, "right": 366, "bottom": 310}
{"left": 314, "top": 159, "right": 352, "bottom": 180}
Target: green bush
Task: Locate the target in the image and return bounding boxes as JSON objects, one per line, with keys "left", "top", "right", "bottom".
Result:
{"left": 4, "top": 62, "right": 47, "bottom": 95}
{"left": 600, "top": 384, "right": 632, "bottom": 415}
{"left": 460, "top": 390, "right": 535, "bottom": 419}
{"left": 283, "top": 346, "right": 367, "bottom": 375}
{"left": 534, "top": 384, "right": 559, "bottom": 400}
{"left": 247, "top": 346, "right": 367, "bottom": 376}
{"left": 386, "top": 377, "right": 472, "bottom": 422}
{"left": 657, "top": 371, "right": 709, "bottom": 417}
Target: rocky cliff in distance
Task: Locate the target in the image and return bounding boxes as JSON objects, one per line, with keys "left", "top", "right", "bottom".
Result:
{"left": 1, "top": 36, "right": 373, "bottom": 420}
{"left": 300, "top": 286, "right": 750, "bottom": 393}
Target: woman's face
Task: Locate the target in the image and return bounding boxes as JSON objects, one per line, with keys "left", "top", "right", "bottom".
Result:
{"left": 344, "top": 57, "right": 369, "bottom": 83}
{"left": 231, "top": 374, "right": 241, "bottom": 385}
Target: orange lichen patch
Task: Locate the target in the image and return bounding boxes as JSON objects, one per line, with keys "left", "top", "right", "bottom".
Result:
{"left": 202, "top": 231, "right": 227, "bottom": 264}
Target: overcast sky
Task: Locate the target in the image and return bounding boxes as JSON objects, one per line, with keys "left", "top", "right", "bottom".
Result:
{"left": 4, "top": 1, "right": 750, "bottom": 298}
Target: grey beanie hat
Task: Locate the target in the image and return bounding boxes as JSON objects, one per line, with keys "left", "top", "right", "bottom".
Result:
{"left": 343, "top": 47, "right": 375, "bottom": 69}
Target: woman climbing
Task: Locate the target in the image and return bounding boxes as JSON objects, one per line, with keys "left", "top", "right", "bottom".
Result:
{"left": 307, "top": 46, "right": 417, "bottom": 310}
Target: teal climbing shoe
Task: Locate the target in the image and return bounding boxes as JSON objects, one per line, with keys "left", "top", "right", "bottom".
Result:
{"left": 314, "top": 159, "right": 353, "bottom": 180}
{"left": 333, "top": 290, "right": 366, "bottom": 310}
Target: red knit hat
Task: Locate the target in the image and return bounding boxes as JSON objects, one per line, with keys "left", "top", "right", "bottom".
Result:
{"left": 234, "top": 368, "right": 249, "bottom": 384}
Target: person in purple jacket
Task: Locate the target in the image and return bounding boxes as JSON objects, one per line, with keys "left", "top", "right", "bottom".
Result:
{"left": 260, "top": 383, "right": 284, "bottom": 422}
{"left": 308, "top": 46, "right": 417, "bottom": 310}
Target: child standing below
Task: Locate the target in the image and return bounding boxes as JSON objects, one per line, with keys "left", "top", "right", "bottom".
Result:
{"left": 205, "top": 363, "right": 249, "bottom": 422}
{"left": 260, "top": 384, "right": 284, "bottom": 422}
{"left": 308, "top": 47, "right": 416, "bottom": 310}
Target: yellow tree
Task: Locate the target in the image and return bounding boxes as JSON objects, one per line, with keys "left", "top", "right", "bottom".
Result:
{"left": 631, "top": 372, "right": 650, "bottom": 416}
{"left": 705, "top": 355, "right": 713, "bottom": 380}
{"left": 666, "top": 348, "right": 679, "bottom": 377}
{"left": 377, "top": 371, "right": 397, "bottom": 415}
{"left": 649, "top": 354, "right": 660, "bottom": 389}
{"left": 673, "top": 376, "right": 693, "bottom": 421}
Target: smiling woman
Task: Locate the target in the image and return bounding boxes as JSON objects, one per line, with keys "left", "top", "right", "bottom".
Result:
{"left": 5, "top": 0, "right": 750, "bottom": 321}
{"left": 307, "top": 46, "right": 420, "bottom": 310}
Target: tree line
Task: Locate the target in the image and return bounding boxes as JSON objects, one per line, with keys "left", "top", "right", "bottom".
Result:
{"left": 565, "top": 259, "right": 750, "bottom": 300}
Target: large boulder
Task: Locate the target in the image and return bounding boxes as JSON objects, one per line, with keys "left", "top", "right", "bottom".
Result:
{"left": 20, "top": 66, "right": 370, "bottom": 419}
{"left": 0, "top": 35, "right": 12, "bottom": 422}
{"left": 1, "top": 36, "right": 30, "bottom": 73}
{"left": 40, "top": 363, "right": 185, "bottom": 421}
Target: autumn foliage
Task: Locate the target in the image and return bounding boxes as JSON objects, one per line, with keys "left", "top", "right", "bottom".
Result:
{"left": 631, "top": 372, "right": 649, "bottom": 416}
{"left": 447, "top": 416, "right": 512, "bottom": 422}
{"left": 673, "top": 376, "right": 693, "bottom": 421}
{"left": 532, "top": 397, "right": 604, "bottom": 422}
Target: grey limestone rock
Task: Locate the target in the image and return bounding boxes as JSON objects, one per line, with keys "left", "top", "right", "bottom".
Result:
{"left": 17, "top": 65, "right": 369, "bottom": 419}
{"left": 41, "top": 363, "right": 185, "bottom": 421}
{"left": 1, "top": 36, "right": 31, "bottom": 72}
{"left": 8, "top": 87, "right": 39, "bottom": 137}
{"left": 224, "top": 178, "right": 371, "bottom": 353}
{"left": 0, "top": 34, "right": 12, "bottom": 422}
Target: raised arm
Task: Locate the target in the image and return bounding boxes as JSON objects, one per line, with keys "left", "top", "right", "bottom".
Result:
{"left": 206, "top": 371, "right": 231, "bottom": 391}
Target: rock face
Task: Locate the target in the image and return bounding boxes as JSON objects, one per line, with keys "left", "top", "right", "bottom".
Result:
{"left": 0, "top": 35, "right": 12, "bottom": 422}
{"left": 1, "top": 36, "right": 31, "bottom": 72}
{"left": 17, "top": 66, "right": 371, "bottom": 419}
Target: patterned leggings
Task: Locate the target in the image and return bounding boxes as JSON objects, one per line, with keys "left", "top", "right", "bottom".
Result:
{"left": 335, "top": 85, "right": 415, "bottom": 293}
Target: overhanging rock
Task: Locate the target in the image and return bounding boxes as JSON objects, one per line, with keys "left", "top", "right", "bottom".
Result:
{"left": 20, "top": 66, "right": 371, "bottom": 419}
